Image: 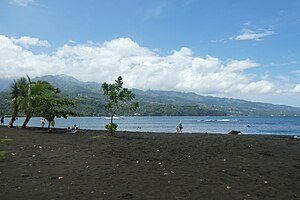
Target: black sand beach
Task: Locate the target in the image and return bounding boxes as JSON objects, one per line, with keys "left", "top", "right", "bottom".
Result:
{"left": 0, "top": 126, "right": 300, "bottom": 199}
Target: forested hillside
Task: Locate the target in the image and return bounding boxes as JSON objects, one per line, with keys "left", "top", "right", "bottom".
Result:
{"left": 1, "top": 75, "right": 300, "bottom": 116}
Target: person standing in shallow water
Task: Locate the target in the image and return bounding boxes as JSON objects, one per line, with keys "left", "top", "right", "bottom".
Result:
{"left": 40, "top": 118, "right": 45, "bottom": 128}
{"left": 178, "top": 120, "right": 183, "bottom": 133}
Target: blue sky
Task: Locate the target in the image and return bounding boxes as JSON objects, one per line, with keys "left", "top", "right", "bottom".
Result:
{"left": 0, "top": 0, "right": 300, "bottom": 106}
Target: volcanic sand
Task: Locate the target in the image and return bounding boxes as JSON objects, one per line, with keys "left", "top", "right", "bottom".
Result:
{"left": 0, "top": 126, "right": 300, "bottom": 199}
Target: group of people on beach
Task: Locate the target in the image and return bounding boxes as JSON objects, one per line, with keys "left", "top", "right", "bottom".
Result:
{"left": 67, "top": 124, "right": 80, "bottom": 133}
{"left": 176, "top": 120, "right": 183, "bottom": 133}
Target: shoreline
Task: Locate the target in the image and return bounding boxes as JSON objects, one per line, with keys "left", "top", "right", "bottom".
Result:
{"left": 2, "top": 115, "right": 300, "bottom": 136}
{"left": 1, "top": 125, "right": 299, "bottom": 137}
{"left": 0, "top": 126, "right": 300, "bottom": 199}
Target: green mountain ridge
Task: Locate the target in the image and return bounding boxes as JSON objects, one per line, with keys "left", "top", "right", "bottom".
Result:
{"left": 1, "top": 75, "right": 300, "bottom": 116}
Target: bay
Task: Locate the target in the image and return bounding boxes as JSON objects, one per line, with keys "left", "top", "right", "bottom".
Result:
{"left": 8, "top": 116, "right": 300, "bottom": 136}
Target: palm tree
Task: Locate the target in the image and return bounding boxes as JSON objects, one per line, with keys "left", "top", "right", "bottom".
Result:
{"left": 21, "top": 79, "right": 59, "bottom": 128}
{"left": 20, "top": 78, "right": 76, "bottom": 129}
{"left": 9, "top": 75, "right": 76, "bottom": 129}
{"left": 8, "top": 77, "right": 28, "bottom": 128}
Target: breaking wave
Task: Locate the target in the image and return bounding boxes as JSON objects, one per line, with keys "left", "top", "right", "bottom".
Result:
{"left": 197, "top": 119, "right": 238, "bottom": 122}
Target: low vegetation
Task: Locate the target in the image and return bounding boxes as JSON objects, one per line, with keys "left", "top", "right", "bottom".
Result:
{"left": 0, "top": 138, "right": 13, "bottom": 159}
{"left": 0, "top": 138, "right": 13, "bottom": 143}
{"left": 0, "top": 151, "right": 8, "bottom": 159}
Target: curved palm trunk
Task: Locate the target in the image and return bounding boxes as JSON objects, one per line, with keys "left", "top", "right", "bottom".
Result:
{"left": 8, "top": 114, "right": 17, "bottom": 128}
{"left": 21, "top": 115, "right": 31, "bottom": 128}
{"left": 8, "top": 104, "right": 18, "bottom": 128}
{"left": 21, "top": 75, "right": 32, "bottom": 129}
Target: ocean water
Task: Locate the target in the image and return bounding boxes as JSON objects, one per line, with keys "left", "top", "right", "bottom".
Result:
{"left": 7, "top": 116, "right": 300, "bottom": 136}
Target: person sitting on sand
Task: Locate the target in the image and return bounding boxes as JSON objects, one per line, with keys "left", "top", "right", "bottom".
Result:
{"left": 67, "top": 124, "right": 80, "bottom": 134}
{"left": 67, "top": 126, "right": 77, "bottom": 134}
{"left": 71, "top": 124, "right": 76, "bottom": 131}
{"left": 73, "top": 124, "right": 80, "bottom": 130}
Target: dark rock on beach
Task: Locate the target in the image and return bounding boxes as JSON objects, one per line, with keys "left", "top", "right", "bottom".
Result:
{"left": 228, "top": 130, "right": 243, "bottom": 135}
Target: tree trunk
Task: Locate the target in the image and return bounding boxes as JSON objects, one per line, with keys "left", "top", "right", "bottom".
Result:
{"left": 110, "top": 115, "right": 113, "bottom": 125}
{"left": 8, "top": 115, "right": 17, "bottom": 128}
{"left": 110, "top": 112, "right": 115, "bottom": 136}
{"left": 21, "top": 115, "right": 31, "bottom": 128}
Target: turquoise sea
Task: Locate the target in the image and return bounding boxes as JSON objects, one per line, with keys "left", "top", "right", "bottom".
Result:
{"left": 7, "top": 116, "right": 300, "bottom": 136}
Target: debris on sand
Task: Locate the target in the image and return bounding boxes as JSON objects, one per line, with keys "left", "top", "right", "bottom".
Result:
{"left": 293, "top": 136, "right": 300, "bottom": 140}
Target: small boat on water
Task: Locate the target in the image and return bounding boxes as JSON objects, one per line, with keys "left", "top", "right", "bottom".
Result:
{"left": 105, "top": 116, "right": 120, "bottom": 120}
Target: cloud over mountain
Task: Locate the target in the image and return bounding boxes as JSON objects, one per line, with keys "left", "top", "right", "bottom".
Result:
{"left": 0, "top": 34, "right": 298, "bottom": 104}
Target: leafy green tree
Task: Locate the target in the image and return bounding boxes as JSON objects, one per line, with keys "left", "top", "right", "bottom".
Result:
{"left": 8, "top": 75, "right": 76, "bottom": 129}
{"left": 21, "top": 78, "right": 76, "bottom": 129}
{"left": 36, "top": 93, "right": 76, "bottom": 130}
{"left": 20, "top": 77, "right": 60, "bottom": 128}
{"left": 0, "top": 91, "right": 10, "bottom": 116}
{"left": 102, "top": 76, "right": 139, "bottom": 135}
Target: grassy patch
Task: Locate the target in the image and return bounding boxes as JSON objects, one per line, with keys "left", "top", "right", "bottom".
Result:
{"left": 0, "top": 151, "right": 8, "bottom": 159}
{"left": 0, "top": 138, "right": 14, "bottom": 143}
{"left": 91, "top": 135, "right": 117, "bottom": 140}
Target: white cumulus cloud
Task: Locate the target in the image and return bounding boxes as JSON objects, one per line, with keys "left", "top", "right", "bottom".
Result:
{"left": 11, "top": 36, "right": 50, "bottom": 48}
{"left": 0, "top": 35, "right": 59, "bottom": 78}
{"left": 291, "top": 84, "right": 300, "bottom": 93}
{"left": 225, "top": 59, "right": 259, "bottom": 72}
{"left": 0, "top": 34, "right": 290, "bottom": 101}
